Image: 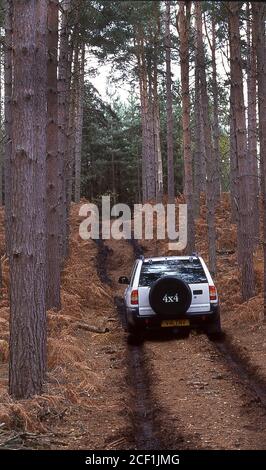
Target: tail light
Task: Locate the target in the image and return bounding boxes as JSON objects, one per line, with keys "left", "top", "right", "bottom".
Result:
{"left": 209, "top": 285, "right": 217, "bottom": 301}
{"left": 131, "top": 289, "right": 139, "bottom": 305}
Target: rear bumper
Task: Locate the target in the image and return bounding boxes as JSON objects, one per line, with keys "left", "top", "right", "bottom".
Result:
{"left": 126, "top": 304, "right": 220, "bottom": 329}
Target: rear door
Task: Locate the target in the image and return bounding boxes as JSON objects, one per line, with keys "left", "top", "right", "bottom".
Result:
{"left": 138, "top": 257, "right": 210, "bottom": 315}
{"left": 187, "top": 282, "right": 210, "bottom": 313}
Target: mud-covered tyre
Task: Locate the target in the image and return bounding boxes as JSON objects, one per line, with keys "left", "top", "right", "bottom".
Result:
{"left": 176, "top": 327, "right": 190, "bottom": 339}
{"left": 205, "top": 314, "right": 223, "bottom": 341}
{"left": 149, "top": 276, "right": 192, "bottom": 316}
{"left": 127, "top": 323, "right": 144, "bottom": 344}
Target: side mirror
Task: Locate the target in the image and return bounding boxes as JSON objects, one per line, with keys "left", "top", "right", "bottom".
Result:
{"left": 118, "top": 276, "right": 130, "bottom": 285}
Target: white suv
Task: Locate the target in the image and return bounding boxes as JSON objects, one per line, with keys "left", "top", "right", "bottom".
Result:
{"left": 119, "top": 255, "right": 222, "bottom": 339}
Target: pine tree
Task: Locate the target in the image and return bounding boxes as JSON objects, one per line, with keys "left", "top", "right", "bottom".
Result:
{"left": 252, "top": 2, "right": 266, "bottom": 314}
{"left": 210, "top": 10, "right": 221, "bottom": 204}
{"left": 4, "top": 0, "right": 12, "bottom": 257}
{"left": 8, "top": 0, "right": 47, "bottom": 398}
{"left": 46, "top": 0, "right": 61, "bottom": 310}
{"left": 177, "top": 1, "right": 195, "bottom": 254}
{"left": 165, "top": 0, "right": 175, "bottom": 203}
{"left": 74, "top": 44, "right": 85, "bottom": 203}
{"left": 246, "top": 2, "right": 259, "bottom": 245}
{"left": 228, "top": 1, "right": 255, "bottom": 301}
{"left": 58, "top": 0, "right": 71, "bottom": 261}
{"left": 195, "top": 1, "right": 216, "bottom": 274}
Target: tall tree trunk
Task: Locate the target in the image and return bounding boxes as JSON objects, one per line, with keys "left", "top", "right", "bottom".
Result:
{"left": 136, "top": 18, "right": 160, "bottom": 203}
{"left": 0, "top": 43, "right": 3, "bottom": 207}
{"left": 193, "top": 62, "right": 201, "bottom": 217}
{"left": 74, "top": 44, "right": 85, "bottom": 203}
{"left": 193, "top": 12, "right": 206, "bottom": 216}
{"left": 153, "top": 66, "right": 163, "bottom": 202}
{"left": 177, "top": 1, "right": 195, "bottom": 254}
{"left": 228, "top": 1, "right": 255, "bottom": 301}
{"left": 165, "top": 0, "right": 175, "bottom": 203}
{"left": 146, "top": 56, "right": 156, "bottom": 201}
{"left": 9, "top": 0, "right": 47, "bottom": 398}
{"left": 153, "top": 2, "right": 163, "bottom": 202}
{"left": 34, "top": 0, "right": 47, "bottom": 382}
{"left": 58, "top": 0, "right": 70, "bottom": 261}
{"left": 135, "top": 28, "right": 149, "bottom": 202}
{"left": 229, "top": 87, "right": 238, "bottom": 223}
{"left": 247, "top": 2, "right": 259, "bottom": 245}
{"left": 64, "top": 38, "right": 74, "bottom": 258}
{"left": 211, "top": 14, "right": 221, "bottom": 204}
{"left": 66, "top": 39, "right": 76, "bottom": 211}
{"left": 252, "top": 2, "right": 266, "bottom": 315}
{"left": 0, "top": 30, "right": 5, "bottom": 293}
{"left": 4, "top": 0, "right": 13, "bottom": 257}
{"left": 195, "top": 1, "right": 216, "bottom": 274}
{"left": 46, "top": 0, "right": 61, "bottom": 310}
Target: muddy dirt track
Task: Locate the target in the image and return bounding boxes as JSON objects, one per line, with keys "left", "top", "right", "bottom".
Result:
{"left": 102, "top": 236, "right": 266, "bottom": 450}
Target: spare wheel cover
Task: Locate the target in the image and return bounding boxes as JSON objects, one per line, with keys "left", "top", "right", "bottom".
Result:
{"left": 149, "top": 276, "right": 192, "bottom": 316}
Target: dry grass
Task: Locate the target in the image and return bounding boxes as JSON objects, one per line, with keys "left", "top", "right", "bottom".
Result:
{"left": 0, "top": 204, "right": 113, "bottom": 433}
{"left": 0, "top": 340, "right": 8, "bottom": 362}
{"left": 0, "top": 194, "right": 264, "bottom": 434}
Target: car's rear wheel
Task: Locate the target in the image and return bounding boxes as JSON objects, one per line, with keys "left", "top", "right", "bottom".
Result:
{"left": 176, "top": 327, "right": 190, "bottom": 339}
{"left": 205, "top": 314, "right": 223, "bottom": 341}
{"left": 126, "top": 323, "right": 144, "bottom": 344}
{"left": 127, "top": 332, "right": 144, "bottom": 345}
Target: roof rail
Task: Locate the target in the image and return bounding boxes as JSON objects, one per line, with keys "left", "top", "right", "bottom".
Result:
{"left": 192, "top": 252, "right": 199, "bottom": 258}
{"left": 139, "top": 255, "right": 145, "bottom": 261}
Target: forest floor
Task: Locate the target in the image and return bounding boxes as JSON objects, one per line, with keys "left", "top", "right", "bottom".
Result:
{"left": 0, "top": 194, "right": 266, "bottom": 449}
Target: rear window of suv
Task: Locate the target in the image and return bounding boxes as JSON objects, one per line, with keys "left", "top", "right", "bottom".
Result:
{"left": 139, "top": 259, "right": 208, "bottom": 287}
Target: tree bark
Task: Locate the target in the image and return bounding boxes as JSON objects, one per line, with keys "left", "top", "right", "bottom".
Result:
{"left": 34, "top": 0, "right": 47, "bottom": 381}
{"left": 247, "top": 2, "right": 259, "bottom": 245}
{"left": 66, "top": 39, "right": 78, "bottom": 207}
{"left": 195, "top": 1, "right": 216, "bottom": 274}
{"left": 74, "top": 44, "right": 85, "bottom": 203}
{"left": 153, "top": 69, "right": 163, "bottom": 202}
{"left": 193, "top": 11, "right": 206, "bottom": 216}
{"left": 135, "top": 28, "right": 149, "bottom": 202}
{"left": 146, "top": 58, "right": 156, "bottom": 201}
{"left": 9, "top": 0, "right": 47, "bottom": 398}
{"left": 153, "top": 2, "right": 163, "bottom": 202}
{"left": 64, "top": 37, "right": 74, "bottom": 258}
{"left": 228, "top": 1, "right": 255, "bottom": 301}
{"left": 252, "top": 2, "right": 266, "bottom": 315}
{"left": 177, "top": 1, "right": 195, "bottom": 254}
{"left": 4, "top": 0, "right": 13, "bottom": 257}
{"left": 46, "top": 0, "right": 61, "bottom": 310}
{"left": 229, "top": 87, "right": 238, "bottom": 224}
{"left": 211, "top": 14, "right": 221, "bottom": 204}
{"left": 165, "top": 0, "right": 175, "bottom": 203}
{"left": 58, "top": 0, "right": 70, "bottom": 261}
{"left": 135, "top": 21, "right": 160, "bottom": 203}
{"left": 0, "top": 43, "right": 3, "bottom": 207}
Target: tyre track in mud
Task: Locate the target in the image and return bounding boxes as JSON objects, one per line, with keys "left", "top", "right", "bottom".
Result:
{"left": 129, "top": 239, "right": 266, "bottom": 448}
{"left": 95, "top": 236, "right": 159, "bottom": 449}
{"left": 96, "top": 235, "right": 266, "bottom": 449}
{"left": 96, "top": 236, "right": 192, "bottom": 450}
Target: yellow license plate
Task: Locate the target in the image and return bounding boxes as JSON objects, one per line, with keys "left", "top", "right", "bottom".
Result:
{"left": 161, "top": 319, "right": 190, "bottom": 327}
{"left": 177, "top": 319, "right": 190, "bottom": 326}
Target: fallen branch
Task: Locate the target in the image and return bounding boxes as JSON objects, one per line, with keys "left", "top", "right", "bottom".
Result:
{"left": 106, "top": 436, "right": 127, "bottom": 449}
{"left": 0, "top": 433, "right": 21, "bottom": 447}
{"left": 74, "top": 322, "right": 109, "bottom": 334}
